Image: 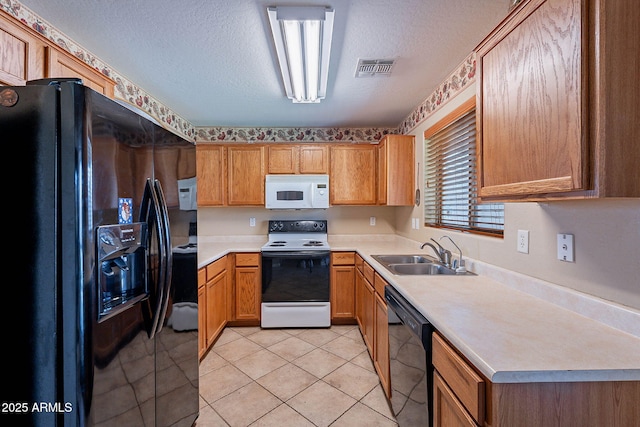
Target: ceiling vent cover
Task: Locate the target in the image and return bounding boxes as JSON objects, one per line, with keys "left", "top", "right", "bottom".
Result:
{"left": 355, "top": 59, "right": 395, "bottom": 77}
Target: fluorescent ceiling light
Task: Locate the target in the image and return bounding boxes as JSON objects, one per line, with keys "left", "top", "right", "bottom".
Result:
{"left": 268, "top": 6, "right": 334, "bottom": 103}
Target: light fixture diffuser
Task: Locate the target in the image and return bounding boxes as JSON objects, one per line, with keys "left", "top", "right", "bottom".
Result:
{"left": 268, "top": 6, "right": 334, "bottom": 103}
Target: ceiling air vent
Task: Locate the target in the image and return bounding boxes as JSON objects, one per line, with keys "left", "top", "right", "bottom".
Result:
{"left": 355, "top": 59, "right": 395, "bottom": 77}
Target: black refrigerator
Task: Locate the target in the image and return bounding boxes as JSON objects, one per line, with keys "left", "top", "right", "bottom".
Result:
{"left": 1, "top": 79, "right": 199, "bottom": 426}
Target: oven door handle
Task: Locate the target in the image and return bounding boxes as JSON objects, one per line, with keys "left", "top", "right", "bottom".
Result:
{"left": 261, "top": 250, "right": 330, "bottom": 258}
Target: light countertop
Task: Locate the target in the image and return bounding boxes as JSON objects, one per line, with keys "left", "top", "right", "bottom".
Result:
{"left": 198, "top": 234, "right": 640, "bottom": 384}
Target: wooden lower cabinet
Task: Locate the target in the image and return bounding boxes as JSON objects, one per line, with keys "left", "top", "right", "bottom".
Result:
{"left": 198, "top": 255, "right": 228, "bottom": 359}
{"left": 197, "top": 268, "right": 207, "bottom": 358}
{"left": 434, "top": 371, "right": 477, "bottom": 427}
{"left": 354, "top": 256, "right": 390, "bottom": 398}
{"left": 374, "top": 290, "right": 390, "bottom": 398}
{"left": 330, "top": 252, "right": 356, "bottom": 322}
{"left": 433, "top": 332, "right": 485, "bottom": 426}
{"left": 433, "top": 331, "right": 640, "bottom": 427}
{"left": 232, "top": 253, "right": 261, "bottom": 323}
{"left": 206, "top": 268, "right": 227, "bottom": 345}
{"left": 373, "top": 272, "right": 391, "bottom": 397}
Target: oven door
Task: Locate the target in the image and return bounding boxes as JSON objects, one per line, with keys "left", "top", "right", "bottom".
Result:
{"left": 261, "top": 250, "right": 331, "bottom": 328}
{"left": 261, "top": 250, "right": 330, "bottom": 302}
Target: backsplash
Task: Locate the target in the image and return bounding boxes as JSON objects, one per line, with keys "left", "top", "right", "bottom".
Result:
{"left": 4, "top": 0, "right": 476, "bottom": 142}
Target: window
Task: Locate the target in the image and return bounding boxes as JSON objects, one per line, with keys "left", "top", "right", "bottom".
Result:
{"left": 423, "top": 98, "right": 503, "bottom": 236}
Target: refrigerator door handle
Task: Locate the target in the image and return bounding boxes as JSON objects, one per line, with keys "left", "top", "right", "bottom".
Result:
{"left": 152, "top": 179, "right": 173, "bottom": 335}
{"left": 140, "top": 178, "right": 166, "bottom": 339}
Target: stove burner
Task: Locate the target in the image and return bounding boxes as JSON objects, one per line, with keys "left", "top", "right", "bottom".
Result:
{"left": 303, "top": 241, "right": 325, "bottom": 247}
{"left": 272, "top": 241, "right": 286, "bottom": 244}
{"left": 269, "top": 243, "right": 286, "bottom": 247}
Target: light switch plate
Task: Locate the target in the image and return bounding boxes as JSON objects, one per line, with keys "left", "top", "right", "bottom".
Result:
{"left": 517, "top": 230, "right": 529, "bottom": 253}
{"left": 370, "top": 216, "right": 376, "bottom": 226}
{"left": 557, "top": 233, "right": 574, "bottom": 262}
{"left": 249, "top": 217, "right": 256, "bottom": 227}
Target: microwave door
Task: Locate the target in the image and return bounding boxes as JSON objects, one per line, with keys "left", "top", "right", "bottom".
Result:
{"left": 268, "top": 182, "right": 312, "bottom": 209}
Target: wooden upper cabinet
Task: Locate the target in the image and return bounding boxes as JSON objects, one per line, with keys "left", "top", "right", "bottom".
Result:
{"left": 196, "top": 145, "right": 225, "bottom": 206}
{"left": 268, "top": 145, "right": 297, "bottom": 174}
{"left": 267, "top": 144, "right": 328, "bottom": 174}
{"left": 47, "top": 48, "right": 115, "bottom": 97}
{"left": 377, "top": 135, "right": 415, "bottom": 206}
{"left": 0, "top": 11, "right": 46, "bottom": 85}
{"left": 299, "top": 145, "right": 329, "bottom": 174}
{"left": 476, "top": 0, "right": 640, "bottom": 201}
{"left": 227, "top": 145, "right": 265, "bottom": 205}
{"left": 1, "top": 11, "right": 115, "bottom": 97}
{"left": 330, "top": 144, "right": 377, "bottom": 205}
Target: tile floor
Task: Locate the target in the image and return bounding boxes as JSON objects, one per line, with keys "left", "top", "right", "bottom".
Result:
{"left": 195, "top": 325, "right": 398, "bottom": 427}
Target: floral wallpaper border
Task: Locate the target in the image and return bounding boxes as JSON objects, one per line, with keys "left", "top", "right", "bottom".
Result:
{"left": 4, "top": 0, "right": 475, "bottom": 143}
{"left": 1, "top": 0, "right": 196, "bottom": 140}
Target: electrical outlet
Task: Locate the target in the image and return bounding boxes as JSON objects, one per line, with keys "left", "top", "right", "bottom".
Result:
{"left": 370, "top": 216, "right": 376, "bottom": 226}
{"left": 557, "top": 233, "right": 574, "bottom": 262}
{"left": 517, "top": 230, "right": 529, "bottom": 253}
{"left": 249, "top": 217, "right": 256, "bottom": 227}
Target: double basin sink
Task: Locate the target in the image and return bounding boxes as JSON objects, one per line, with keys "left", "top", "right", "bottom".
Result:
{"left": 371, "top": 254, "right": 475, "bottom": 276}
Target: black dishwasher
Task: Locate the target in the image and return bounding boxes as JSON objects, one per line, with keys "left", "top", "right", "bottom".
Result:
{"left": 385, "top": 285, "right": 433, "bottom": 427}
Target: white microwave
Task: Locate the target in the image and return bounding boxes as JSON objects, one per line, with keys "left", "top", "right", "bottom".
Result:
{"left": 265, "top": 175, "right": 329, "bottom": 209}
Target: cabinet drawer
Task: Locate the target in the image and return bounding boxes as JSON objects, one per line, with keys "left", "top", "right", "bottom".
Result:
{"left": 355, "top": 254, "right": 364, "bottom": 272}
{"left": 373, "top": 272, "right": 387, "bottom": 296}
{"left": 206, "top": 256, "right": 226, "bottom": 279}
{"left": 432, "top": 332, "right": 485, "bottom": 424}
{"left": 331, "top": 252, "right": 355, "bottom": 265}
{"left": 364, "top": 262, "right": 375, "bottom": 284}
{"left": 235, "top": 252, "right": 259, "bottom": 267}
{"left": 198, "top": 267, "right": 206, "bottom": 287}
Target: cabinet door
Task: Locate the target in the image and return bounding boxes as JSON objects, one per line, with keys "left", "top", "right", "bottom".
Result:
{"left": 197, "top": 268, "right": 207, "bottom": 359}
{"left": 234, "top": 266, "right": 261, "bottom": 321}
{"left": 374, "top": 291, "right": 390, "bottom": 398}
{"left": 362, "top": 278, "right": 375, "bottom": 356}
{"left": 268, "top": 145, "right": 296, "bottom": 174}
{"left": 377, "top": 135, "right": 415, "bottom": 206}
{"left": 330, "top": 264, "right": 355, "bottom": 321}
{"left": 477, "top": 0, "right": 585, "bottom": 198}
{"left": 227, "top": 146, "right": 265, "bottom": 205}
{"left": 207, "top": 271, "right": 227, "bottom": 344}
{"left": 0, "top": 12, "right": 47, "bottom": 85}
{"left": 196, "top": 145, "right": 225, "bottom": 206}
{"left": 330, "top": 145, "right": 376, "bottom": 205}
{"left": 47, "top": 48, "right": 114, "bottom": 97}
{"left": 433, "top": 372, "right": 478, "bottom": 427}
{"left": 355, "top": 267, "right": 365, "bottom": 331}
{"left": 299, "top": 145, "right": 329, "bottom": 174}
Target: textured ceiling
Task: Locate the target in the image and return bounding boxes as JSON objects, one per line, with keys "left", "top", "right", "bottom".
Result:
{"left": 17, "top": 0, "right": 509, "bottom": 128}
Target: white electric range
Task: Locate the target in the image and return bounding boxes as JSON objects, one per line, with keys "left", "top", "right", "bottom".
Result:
{"left": 260, "top": 220, "right": 331, "bottom": 328}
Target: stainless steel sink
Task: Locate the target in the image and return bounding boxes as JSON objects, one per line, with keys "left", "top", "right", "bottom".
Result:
{"left": 372, "top": 255, "right": 434, "bottom": 264}
{"left": 371, "top": 254, "right": 475, "bottom": 276}
{"left": 389, "top": 263, "right": 457, "bottom": 275}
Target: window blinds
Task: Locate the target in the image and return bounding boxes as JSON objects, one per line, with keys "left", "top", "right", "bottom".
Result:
{"left": 424, "top": 108, "right": 503, "bottom": 234}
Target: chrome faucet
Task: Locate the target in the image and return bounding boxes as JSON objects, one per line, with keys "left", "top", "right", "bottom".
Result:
{"left": 420, "top": 238, "right": 452, "bottom": 267}
{"left": 439, "top": 235, "right": 466, "bottom": 273}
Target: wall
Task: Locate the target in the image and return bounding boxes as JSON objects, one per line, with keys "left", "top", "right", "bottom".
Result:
{"left": 396, "top": 85, "right": 640, "bottom": 311}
